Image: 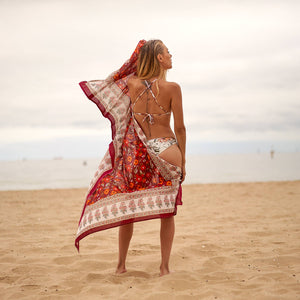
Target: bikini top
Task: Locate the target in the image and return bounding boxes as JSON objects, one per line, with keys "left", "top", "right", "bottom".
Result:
{"left": 131, "top": 79, "right": 171, "bottom": 125}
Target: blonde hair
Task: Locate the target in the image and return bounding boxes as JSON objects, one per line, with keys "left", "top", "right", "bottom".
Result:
{"left": 136, "top": 39, "right": 167, "bottom": 80}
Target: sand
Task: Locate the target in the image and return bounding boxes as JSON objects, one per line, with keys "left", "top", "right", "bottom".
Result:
{"left": 0, "top": 181, "right": 299, "bottom": 299}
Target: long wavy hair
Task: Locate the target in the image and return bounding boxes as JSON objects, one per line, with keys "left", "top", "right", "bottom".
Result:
{"left": 136, "top": 39, "right": 167, "bottom": 80}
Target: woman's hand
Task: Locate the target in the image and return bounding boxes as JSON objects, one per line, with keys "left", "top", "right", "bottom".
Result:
{"left": 180, "top": 164, "right": 186, "bottom": 183}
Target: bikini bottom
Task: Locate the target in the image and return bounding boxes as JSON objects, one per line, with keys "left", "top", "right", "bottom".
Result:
{"left": 146, "top": 137, "right": 177, "bottom": 155}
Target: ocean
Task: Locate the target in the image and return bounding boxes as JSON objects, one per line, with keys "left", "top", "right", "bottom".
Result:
{"left": 0, "top": 152, "right": 299, "bottom": 191}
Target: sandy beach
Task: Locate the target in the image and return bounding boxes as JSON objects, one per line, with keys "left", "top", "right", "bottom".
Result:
{"left": 0, "top": 181, "right": 299, "bottom": 299}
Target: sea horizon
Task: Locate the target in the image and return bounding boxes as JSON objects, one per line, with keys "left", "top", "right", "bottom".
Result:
{"left": 0, "top": 151, "right": 299, "bottom": 191}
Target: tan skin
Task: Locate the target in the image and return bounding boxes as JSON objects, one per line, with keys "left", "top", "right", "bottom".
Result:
{"left": 115, "top": 43, "right": 186, "bottom": 277}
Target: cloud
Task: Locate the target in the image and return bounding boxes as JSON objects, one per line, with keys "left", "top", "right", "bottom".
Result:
{"left": 0, "top": 126, "right": 110, "bottom": 144}
{"left": 0, "top": 0, "right": 300, "bottom": 157}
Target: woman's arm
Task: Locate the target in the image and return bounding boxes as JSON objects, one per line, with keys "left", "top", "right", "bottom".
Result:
{"left": 170, "top": 83, "right": 186, "bottom": 182}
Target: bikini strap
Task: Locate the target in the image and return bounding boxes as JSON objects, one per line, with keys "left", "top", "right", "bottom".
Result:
{"left": 132, "top": 79, "right": 169, "bottom": 114}
{"left": 134, "top": 111, "right": 171, "bottom": 124}
{"left": 132, "top": 78, "right": 157, "bottom": 108}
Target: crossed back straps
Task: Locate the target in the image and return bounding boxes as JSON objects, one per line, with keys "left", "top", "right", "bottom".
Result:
{"left": 132, "top": 79, "right": 170, "bottom": 125}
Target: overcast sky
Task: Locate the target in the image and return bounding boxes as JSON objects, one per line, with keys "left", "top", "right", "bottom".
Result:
{"left": 0, "top": 0, "right": 299, "bottom": 159}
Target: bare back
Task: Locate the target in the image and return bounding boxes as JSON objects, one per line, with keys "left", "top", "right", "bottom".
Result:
{"left": 128, "top": 76, "right": 175, "bottom": 140}
{"left": 128, "top": 76, "right": 185, "bottom": 171}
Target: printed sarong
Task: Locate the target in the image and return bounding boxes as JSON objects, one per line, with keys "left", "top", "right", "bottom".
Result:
{"left": 75, "top": 40, "right": 182, "bottom": 251}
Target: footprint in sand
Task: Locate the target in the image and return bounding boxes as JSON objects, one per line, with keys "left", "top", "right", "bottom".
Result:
{"left": 0, "top": 275, "right": 20, "bottom": 284}
{"left": 202, "top": 256, "right": 235, "bottom": 272}
{"left": 52, "top": 256, "right": 76, "bottom": 265}
{"left": 122, "top": 270, "right": 152, "bottom": 279}
{"left": 85, "top": 273, "right": 105, "bottom": 281}
{"left": 20, "top": 284, "right": 40, "bottom": 291}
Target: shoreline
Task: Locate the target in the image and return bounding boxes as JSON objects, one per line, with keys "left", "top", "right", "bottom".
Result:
{"left": 0, "top": 181, "right": 299, "bottom": 299}
{"left": 0, "top": 179, "right": 299, "bottom": 193}
{"left": 1, "top": 152, "right": 299, "bottom": 191}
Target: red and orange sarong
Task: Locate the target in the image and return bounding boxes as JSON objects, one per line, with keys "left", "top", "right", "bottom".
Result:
{"left": 75, "top": 40, "right": 182, "bottom": 251}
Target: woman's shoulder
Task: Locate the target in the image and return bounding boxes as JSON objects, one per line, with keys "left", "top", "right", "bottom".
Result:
{"left": 128, "top": 77, "right": 181, "bottom": 92}
{"left": 166, "top": 81, "right": 181, "bottom": 88}
{"left": 127, "top": 75, "right": 139, "bottom": 86}
{"left": 161, "top": 80, "right": 181, "bottom": 93}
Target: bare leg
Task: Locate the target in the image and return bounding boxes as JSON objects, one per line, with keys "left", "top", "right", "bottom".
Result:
{"left": 116, "top": 223, "right": 133, "bottom": 274}
{"left": 158, "top": 145, "right": 180, "bottom": 276}
{"left": 160, "top": 216, "right": 175, "bottom": 276}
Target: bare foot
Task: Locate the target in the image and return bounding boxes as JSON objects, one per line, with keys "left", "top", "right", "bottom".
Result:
{"left": 159, "top": 267, "right": 172, "bottom": 277}
{"left": 115, "top": 266, "right": 127, "bottom": 275}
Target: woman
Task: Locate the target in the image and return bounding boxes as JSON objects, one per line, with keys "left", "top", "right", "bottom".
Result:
{"left": 75, "top": 39, "right": 186, "bottom": 277}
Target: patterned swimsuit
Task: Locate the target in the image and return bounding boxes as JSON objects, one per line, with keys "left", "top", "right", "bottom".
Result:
{"left": 132, "top": 79, "right": 177, "bottom": 155}
{"left": 146, "top": 137, "right": 177, "bottom": 155}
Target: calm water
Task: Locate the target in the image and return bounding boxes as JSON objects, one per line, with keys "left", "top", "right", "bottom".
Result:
{"left": 0, "top": 152, "right": 299, "bottom": 191}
